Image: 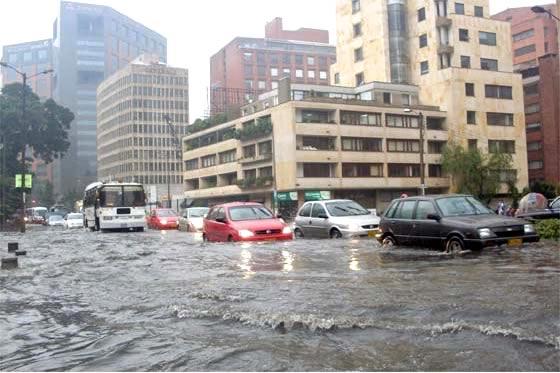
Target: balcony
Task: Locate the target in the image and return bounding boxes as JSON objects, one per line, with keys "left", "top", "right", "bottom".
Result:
{"left": 236, "top": 176, "right": 274, "bottom": 189}
{"left": 436, "top": 16, "right": 452, "bottom": 27}
{"left": 239, "top": 153, "right": 273, "bottom": 165}
{"left": 437, "top": 44, "right": 454, "bottom": 55}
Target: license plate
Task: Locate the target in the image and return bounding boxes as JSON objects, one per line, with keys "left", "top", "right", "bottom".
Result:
{"left": 367, "top": 230, "right": 378, "bottom": 238}
{"left": 507, "top": 238, "right": 522, "bottom": 247}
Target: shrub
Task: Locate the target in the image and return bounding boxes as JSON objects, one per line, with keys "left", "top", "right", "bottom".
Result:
{"left": 536, "top": 219, "right": 560, "bottom": 241}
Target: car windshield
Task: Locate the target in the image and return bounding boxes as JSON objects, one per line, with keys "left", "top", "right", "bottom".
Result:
{"left": 325, "top": 201, "right": 370, "bottom": 217}
{"left": 189, "top": 208, "right": 208, "bottom": 218}
{"left": 436, "top": 196, "right": 494, "bottom": 217}
{"left": 67, "top": 214, "right": 83, "bottom": 220}
{"left": 157, "top": 210, "right": 176, "bottom": 217}
{"left": 229, "top": 206, "right": 273, "bottom": 221}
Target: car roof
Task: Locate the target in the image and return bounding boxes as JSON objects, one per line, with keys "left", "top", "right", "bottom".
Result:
{"left": 211, "top": 202, "right": 265, "bottom": 208}
{"left": 303, "top": 199, "right": 354, "bottom": 204}
{"left": 395, "top": 194, "right": 472, "bottom": 201}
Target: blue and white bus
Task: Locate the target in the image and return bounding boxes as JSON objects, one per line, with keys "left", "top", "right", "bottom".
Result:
{"left": 83, "top": 182, "right": 146, "bottom": 231}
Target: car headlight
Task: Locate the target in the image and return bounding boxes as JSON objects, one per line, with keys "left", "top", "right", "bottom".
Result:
{"left": 524, "top": 224, "right": 536, "bottom": 234}
{"left": 477, "top": 228, "right": 495, "bottom": 239}
{"left": 160, "top": 219, "right": 168, "bottom": 224}
{"left": 238, "top": 229, "right": 254, "bottom": 238}
{"left": 282, "top": 226, "right": 292, "bottom": 234}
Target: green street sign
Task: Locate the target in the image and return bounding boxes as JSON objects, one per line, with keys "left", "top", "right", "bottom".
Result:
{"left": 15, "top": 174, "right": 22, "bottom": 188}
{"left": 304, "top": 191, "right": 331, "bottom": 201}
{"left": 276, "top": 191, "right": 298, "bottom": 202}
{"left": 15, "top": 174, "right": 32, "bottom": 189}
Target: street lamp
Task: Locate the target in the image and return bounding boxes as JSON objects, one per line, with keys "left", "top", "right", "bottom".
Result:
{"left": 163, "top": 114, "right": 182, "bottom": 209}
{"left": 0, "top": 61, "right": 53, "bottom": 232}
{"left": 531, "top": 6, "right": 560, "bottom": 21}
{"left": 403, "top": 108, "right": 426, "bottom": 196}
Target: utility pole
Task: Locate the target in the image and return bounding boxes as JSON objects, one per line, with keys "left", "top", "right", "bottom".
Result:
{"left": 404, "top": 108, "right": 426, "bottom": 196}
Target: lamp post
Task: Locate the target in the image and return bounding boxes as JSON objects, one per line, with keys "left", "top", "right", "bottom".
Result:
{"left": 403, "top": 108, "right": 426, "bottom": 196}
{"left": 1, "top": 62, "right": 53, "bottom": 232}
{"left": 163, "top": 115, "right": 181, "bottom": 209}
{"left": 531, "top": 6, "right": 560, "bottom": 21}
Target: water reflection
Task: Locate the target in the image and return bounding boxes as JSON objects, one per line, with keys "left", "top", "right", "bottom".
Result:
{"left": 282, "top": 250, "right": 294, "bottom": 273}
{"left": 349, "top": 248, "right": 360, "bottom": 271}
{"left": 238, "top": 249, "right": 255, "bottom": 279}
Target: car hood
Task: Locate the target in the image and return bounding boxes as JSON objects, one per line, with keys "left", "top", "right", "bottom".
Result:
{"left": 329, "top": 214, "right": 380, "bottom": 225}
{"left": 230, "top": 219, "right": 286, "bottom": 231}
{"left": 444, "top": 214, "right": 527, "bottom": 228}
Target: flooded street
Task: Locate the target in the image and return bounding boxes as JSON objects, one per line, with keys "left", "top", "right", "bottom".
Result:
{"left": 1, "top": 228, "right": 559, "bottom": 371}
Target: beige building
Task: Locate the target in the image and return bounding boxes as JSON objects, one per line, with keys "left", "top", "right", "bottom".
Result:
{"left": 97, "top": 54, "right": 189, "bottom": 204}
{"left": 332, "top": 0, "right": 528, "bottom": 190}
{"left": 182, "top": 80, "right": 449, "bottom": 217}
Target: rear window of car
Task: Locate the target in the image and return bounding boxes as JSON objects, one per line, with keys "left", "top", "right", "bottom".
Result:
{"left": 157, "top": 209, "right": 177, "bottom": 217}
{"left": 229, "top": 206, "right": 273, "bottom": 221}
{"left": 67, "top": 214, "right": 83, "bottom": 220}
{"left": 188, "top": 208, "right": 208, "bottom": 218}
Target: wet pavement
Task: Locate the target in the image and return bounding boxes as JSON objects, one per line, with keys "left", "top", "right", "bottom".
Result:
{"left": 0, "top": 227, "right": 559, "bottom": 371}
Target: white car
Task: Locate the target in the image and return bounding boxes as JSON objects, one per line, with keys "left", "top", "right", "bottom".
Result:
{"left": 65, "top": 213, "right": 84, "bottom": 229}
{"left": 178, "top": 207, "right": 209, "bottom": 232}
{"left": 47, "top": 215, "right": 65, "bottom": 227}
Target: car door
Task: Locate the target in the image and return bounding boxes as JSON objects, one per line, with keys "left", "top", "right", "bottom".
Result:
{"left": 213, "top": 208, "right": 229, "bottom": 241}
{"left": 295, "top": 203, "right": 313, "bottom": 236}
{"left": 390, "top": 200, "right": 417, "bottom": 245}
{"left": 411, "top": 200, "right": 442, "bottom": 248}
{"left": 310, "top": 203, "right": 330, "bottom": 238}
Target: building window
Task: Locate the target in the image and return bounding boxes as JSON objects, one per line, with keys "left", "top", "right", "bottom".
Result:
{"left": 244, "top": 80, "right": 253, "bottom": 90}
{"left": 352, "top": 0, "right": 360, "bottom": 13}
{"left": 299, "top": 136, "right": 336, "bottom": 151}
{"left": 355, "top": 72, "right": 364, "bottom": 86}
{"left": 459, "top": 28, "right": 469, "bottom": 41}
{"left": 479, "top": 31, "right": 496, "bottom": 46}
{"left": 300, "top": 110, "right": 331, "bottom": 123}
{"left": 474, "top": 6, "right": 484, "bottom": 17}
{"left": 201, "top": 155, "right": 216, "bottom": 168}
{"left": 489, "top": 140, "right": 515, "bottom": 154}
{"left": 185, "top": 158, "right": 198, "bottom": 170}
{"left": 270, "top": 67, "right": 278, "bottom": 77}
{"left": 514, "top": 44, "right": 536, "bottom": 57}
{"left": 480, "top": 58, "right": 498, "bottom": 71}
{"left": 302, "top": 163, "right": 334, "bottom": 178}
{"left": 23, "top": 51, "right": 33, "bottom": 62}
{"left": 258, "top": 80, "right": 266, "bottom": 90}
{"left": 342, "top": 163, "right": 383, "bottom": 177}
{"left": 467, "top": 111, "right": 477, "bottom": 124}
{"left": 419, "top": 34, "right": 428, "bottom": 48}
{"left": 528, "top": 160, "right": 543, "bottom": 170}
{"left": 219, "top": 150, "right": 236, "bottom": 164}
{"left": 307, "top": 70, "right": 315, "bottom": 79}
{"left": 485, "top": 85, "right": 512, "bottom": 99}
{"left": 527, "top": 141, "right": 542, "bottom": 151}
{"left": 487, "top": 112, "right": 514, "bottom": 126}
{"left": 401, "top": 94, "right": 411, "bottom": 106}
{"left": 243, "top": 145, "right": 256, "bottom": 159}
{"left": 295, "top": 54, "right": 303, "bottom": 65}
{"left": 319, "top": 71, "right": 328, "bottom": 80}
{"left": 295, "top": 69, "right": 304, "bottom": 78}
{"left": 387, "top": 139, "right": 420, "bottom": 153}
{"left": 341, "top": 137, "right": 382, "bottom": 151}
{"left": 428, "top": 164, "right": 443, "bottom": 177}
{"left": 418, "top": 7, "right": 426, "bottom": 21}
{"left": 340, "top": 111, "right": 382, "bottom": 126}
{"left": 334, "top": 73, "right": 340, "bottom": 84}
{"left": 353, "top": 23, "right": 362, "bottom": 37}
{"left": 37, "top": 50, "right": 48, "bottom": 61}
{"left": 388, "top": 164, "right": 421, "bottom": 178}
{"left": 428, "top": 140, "right": 447, "bottom": 154}
{"left": 465, "top": 83, "right": 475, "bottom": 96}
{"left": 420, "top": 60, "right": 429, "bottom": 74}
{"left": 271, "top": 81, "right": 278, "bottom": 89}
{"left": 354, "top": 47, "right": 363, "bottom": 61}
{"left": 524, "top": 83, "right": 539, "bottom": 96}
{"left": 257, "top": 53, "right": 265, "bottom": 64}
{"left": 383, "top": 92, "right": 392, "bottom": 104}
{"left": 307, "top": 56, "right": 315, "bottom": 65}
{"left": 526, "top": 122, "right": 541, "bottom": 132}
{"left": 460, "top": 55, "right": 471, "bottom": 68}
{"left": 258, "top": 141, "right": 272, "bottom": 156}
{"left": 386, "top": 114, "right": 419, "bottom": 128}
{"left": 283, "top": 54, "right": 291, "bottom": 64}
{"left": 525, "top": 103, "right": 540, "bottom": 114}
{"left": 283, "top": 68, "right": 291, "bottom": 76}
{"left": 455, "top": 3, "right": 465, "bottom": 14}
{"left": 512, "top": 29, "right": 534, "bottom": 42}
{"left": 270, "top": 54, "right": 278, "bottom": 65}
{"left": 468, "top": 139, "right": 477, "bottom": 151}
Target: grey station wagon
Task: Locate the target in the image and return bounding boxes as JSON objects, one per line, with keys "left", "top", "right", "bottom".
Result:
{"left": 377, "top": 195, "right": 540, "bottom": 252}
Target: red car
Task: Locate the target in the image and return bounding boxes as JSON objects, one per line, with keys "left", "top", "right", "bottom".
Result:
{"left": 147, "top": 208, "right": 179, "bottom": 230}
{"left": 203, "top": 202, "right": 293, "bottom": 242}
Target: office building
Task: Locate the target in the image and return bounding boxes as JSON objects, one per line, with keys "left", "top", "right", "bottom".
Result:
{"left": 331, "top": 0, "right": 529, "bottom": 190}
{"left": 182, "top": 79, "right": 449, "bottom": 217}
{"left": 52, "top": 1, "right": 167, "bottom": 194}
{"left": 493, "top": 5, "right": 559, "bottom": 183}
{"left": 210, "top": 17, "right": 336, "bottom": 117}
{"left": 97, "top": 54, "right": 188, "bottom": 203}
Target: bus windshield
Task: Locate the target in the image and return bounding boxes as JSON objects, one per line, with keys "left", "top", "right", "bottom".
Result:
{"left": 99, "top": 185, "right": 145, "bottom": 208}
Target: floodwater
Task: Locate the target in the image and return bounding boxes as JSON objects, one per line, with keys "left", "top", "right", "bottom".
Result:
{"left": 0, "top": 227, "right": 559, "bottom": 371}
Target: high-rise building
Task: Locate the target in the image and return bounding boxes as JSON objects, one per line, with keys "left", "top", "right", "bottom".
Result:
{"left": 331, "top": 0, "right": 529, "bottom": 190}
{"left": 492, "top": 5, "right": 559, "bottom": 184}
{"left": 209, "top": 17, "right": 336, "bottom": 117}
{"left": 52, "top": 1, "right": 167, "bottom": 194}
{"left": 1, "top": 39, "right": 55, "bottom": 183}
{"left": 97, "top": 54, "right": 188, "bottom": 204}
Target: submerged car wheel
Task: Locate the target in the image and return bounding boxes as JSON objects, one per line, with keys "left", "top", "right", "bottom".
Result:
{"left": 446, "top": 236, "right": 465, "bottom": 254}
{"left": 330, "top": 229, "right": 342, "bottom": 239}
{"left": 382, "top": 235, "right": 397, "bottom": 247}
{"left": 202, "top": 233, "right": 208, "bottom": 242}
{"left": 294, "top": 228, "right": 304, "bottom": 239}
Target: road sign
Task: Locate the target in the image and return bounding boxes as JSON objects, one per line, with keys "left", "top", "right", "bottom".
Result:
{"left": 276, "top": 191, "right": 298, "bottom": 202}
{"left": 15, "top": 174, "right": 22, "bottom": 188}
{"left": 304, "top": 191, "right": 331, "bottom": 201}
{"left": 24, "top": 174, "right": 32, "bottom": 189}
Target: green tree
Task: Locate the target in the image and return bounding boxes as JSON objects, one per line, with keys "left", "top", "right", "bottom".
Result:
{"left": 31, "top": 179, "right": 56, "bottom": 208}
{"left": 441, "top": 143, "right": 514, "bottom": 203}
{"left": 59, "top": 188, "right": 82, "bottom": 211}
{"left": 0, "top": 82, "right": 74, "bottom": 223}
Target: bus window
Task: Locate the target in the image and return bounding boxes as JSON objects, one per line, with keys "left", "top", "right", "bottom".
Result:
{"left": 123, "top": 186, "right": 145, "bottom": 207}
{"left": 100, "top": 186, "right": 122, "bottom": 207}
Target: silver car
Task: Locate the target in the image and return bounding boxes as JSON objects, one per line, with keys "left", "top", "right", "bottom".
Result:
{"left": 178, "top": 207, "right": 209, "bottom": 232}
{"left": 294, "top": 199, "right": 381, "bottom": 239}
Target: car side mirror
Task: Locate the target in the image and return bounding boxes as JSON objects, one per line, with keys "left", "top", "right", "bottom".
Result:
{"left": 318, "top": 213, "right": 328, "bottom": 219}
{"left": 276, "top": 213, "right": 282, "bottom": 219}
{"left": 215, "top": 217, "right": 227, "bottom": 224}
{"left": 427, "top": 213, "right": 441, "bottom": 221}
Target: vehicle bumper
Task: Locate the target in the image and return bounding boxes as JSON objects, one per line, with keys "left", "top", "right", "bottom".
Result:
{"left": 340, "top": 228, "right": 380, "bottom": 238}
{"left": 464, "top": 234, "right": 540, "bottom": 250}
{"left": 237, "top": 233, "right": 293, "bottom": 242}
{"left": 100, "top": 219, "right": 147, "bottom": 230}
{"left": 153, "top": 222, "right": 179, "bottom": 230}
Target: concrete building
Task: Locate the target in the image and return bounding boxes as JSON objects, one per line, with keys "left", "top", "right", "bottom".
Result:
{"left": 331, "top": 0, "right": 529, "bottom": 191}
{"left": 52, "top": 1, "right": 167, "bottom": 194}
{"left": 492, "top": 5, "right": 559, "bottom": 184}
{"left": 210, "top": 17, "right": 336, "bottom": 117}
{"left": 1, "top": 39, "right": 55, "bottom": 183}
{"left": 182, "top": 79, "right": 449, "bottom": 217}
{"left": 97, "top": 54, "right": 188, "bottom": 204}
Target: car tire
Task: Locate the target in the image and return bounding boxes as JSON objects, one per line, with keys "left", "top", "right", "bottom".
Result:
{"left": 446, "top": 236, "right": 465, "bottom": 254}
{"left": 227, "top": 235, "right": 234, "bottom": 242}
{"left": 202, "top": 233, "right": 209, "bottom": 242}
{"left": 382, "top": 235, "right": 397, "bottom": 247}
{"left": 294, "top": 228, "right": 304, "bottom": 239}
{"left": 330, "top": 228, "right": 342, "bottom": 239}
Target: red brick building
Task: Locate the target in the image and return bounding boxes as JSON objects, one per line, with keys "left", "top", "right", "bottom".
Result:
{"left": 493, "top": 5, "right": 560, "bottom": 184}
{"left": 210, "top": 18, "right": 336, "bottom": 116}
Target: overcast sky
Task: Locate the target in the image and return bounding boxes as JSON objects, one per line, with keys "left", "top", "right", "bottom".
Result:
{"left": 0, "top": 0, "right": 547, "bottom": 119}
